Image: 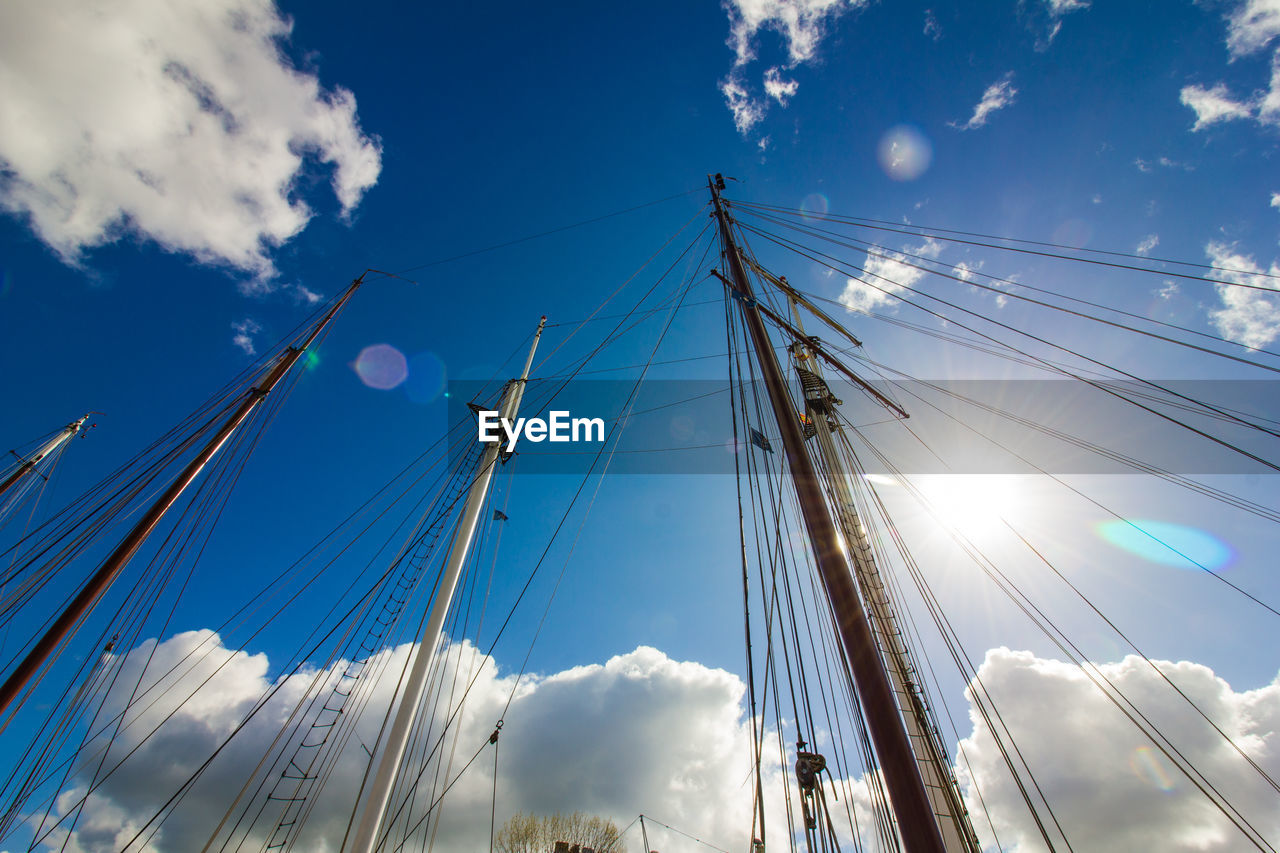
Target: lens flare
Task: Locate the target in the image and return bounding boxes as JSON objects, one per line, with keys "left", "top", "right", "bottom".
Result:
{"left": 353, "top": 344, "right": 408, "bottom": 390}
{"left": 404, "top": 351, "right": 447, "bottom": 404}
{"left": 800, "top": 193, "right": 829, "bottom": 220}
{"left": 1130, "top": 746, "right": 1175, "bottom": 792}
{"left": 1098, "top": 519, "right": 1233, "bottom": 571}
{"left": 877, "top": 125, "right": 932, "bottom": 181}
{"left": 301, "top": 351, "right": 321, "bottom": 371}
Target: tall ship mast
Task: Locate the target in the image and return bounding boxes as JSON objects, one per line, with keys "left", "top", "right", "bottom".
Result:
{"left": 0, "top": 180, "right": 1276, "bottom": 853}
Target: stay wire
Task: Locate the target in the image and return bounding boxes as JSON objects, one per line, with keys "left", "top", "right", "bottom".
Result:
{"left": 848, "top": 424, "right": 1271, "bottom": 851}
{"left": 385, "top": 187, "right": 704, "bottom": 278}
{"left": 734, "top": 204, "right": 1280, "bottom": 368}
{"left": 740, "top": 222, "right": 1280, "bottom": 473}
{"left": 730, "top": 199, "right": 1280, "bottom": 290}
{"left": 738, "top": 216, "right": 1280, "bottom": 445}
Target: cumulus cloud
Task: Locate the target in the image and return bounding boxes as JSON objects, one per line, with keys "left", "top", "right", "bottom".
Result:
{"left": 951, "top": 73, "right": 1018, "bottom": 131}
{"left": 957, "top": 648, "right": 1280, "bottom": 852}
{"left": 0, "top": 0, "right": 381, "bottom": 280}
{"left": 840, "top": 238, "right": 943, "bottom": 313}
{"left": 1135, "top": 234, "right": 1160, "bottom": 256}
{"left": 1203, "top": 242, "right": 1280, "bottom": 349}
{"left": 1272, "top": 191, "right": 1280, "bottom": 209}
{"left": 31, "top": 632, "right": 1280, "bottom": 853}
{"left": 39, "top": 634, "right": 790, "bottom": 852}
{"left": 718, "top": 0, "right": 869, "bottom": 135}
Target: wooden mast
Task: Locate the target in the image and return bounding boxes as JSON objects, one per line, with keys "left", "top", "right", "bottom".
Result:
{"left": 0, "top": 277, "right": 365, "bottom": 718}
{"left": 709, "top": 175, "right": 947, "bottom": 853}
{"left": 787, "top": 296, "right": 982, "bottom": 852}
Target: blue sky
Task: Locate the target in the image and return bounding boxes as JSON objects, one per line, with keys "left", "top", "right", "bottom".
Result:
{"left": 2, "top": 0, "right": 1280, "bottom": 850}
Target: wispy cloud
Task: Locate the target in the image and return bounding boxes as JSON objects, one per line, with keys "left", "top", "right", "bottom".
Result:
{"left": 718, "top": 0, "right": 869, "bottom": 135}
{"left": 1135, "top": 234, "right": 1159, "bottom": 256}
{"left": 231, "top": 318, "right": 263, "bottom": 355}
{"left": 719, "top": 74, "right": 768, "bottom": 133}
{"left": 1136, "top": 156, "right": 1195, "bottom": 172}
{"left": 0, "top": 0, "right": 381, "bottom": 283}
{"left": 924, "top": 9, "right": 942, "bottom": 41}
{"left": 290, "top": 283, "right": 323, "bottom": 305}
{"left": 839, "top": 238, "right": 943, "bottom": 313}
{"left": 1226, "top": 0, "right": 1280, "bottom": 58}
{"left": 1180, "top": 82, "right": 1257, "bottom": 129}
{"left": 763, "top": 67, "right": 799, "bottom": 106}
{"left": 1204, "top": 242, "right": 1280, "bottom": 349}
{"left": 1023, "top": 0, "right": 1090, "bottom": 48}
{"left": 1181, "top": 2, "right": 1280, "bottom": 132}
{"left": 951, "top": 73, "right": 1018, "bottom": 131}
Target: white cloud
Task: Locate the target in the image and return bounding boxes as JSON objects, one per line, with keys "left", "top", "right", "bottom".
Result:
{"left": 1226, "top": 0, "right": 1280, "bottom": 58}
{"left": 290, "top": 283, "right": 322, "bottom": 305}
{"left": 1180, "top": 82, "right": 1257, "bottom": 129}
{"left": 1204, "top": 241, "right": 1280, "bottom": 349}
{"left": 1157, "top": 280, "right": 1181, "bottom": 300}
{"left": 0, "top": 0, "right": 381, "bottom": 280}
{"left": 1136, "top": 156, "right": 1194, "bottom": 172}
{"left": 719, "top": 74, "right": 768, "bottom": 134}
{"left": 840, "top": 238, "right": 943, "bottom": 313}
{"left": 1026, "top": 0, "right": 1090, "bottom": 47}
{"left": 718, "top": 0, "right": 869, "bottom": 135}
{"left": 951, "top": 73, "right": 1018, "bottom": 131}
{"left": 723, "top": 0, "right": 865, "bottom": 67}
{"left": 924, "top": 9, "right": 942, "bottom": 41}
{"left": 1271, "top": 191, "right": 1280, "bottom": 209}
{"left": 33, "top": 633, "right": 1280, "bottom": 853}
{"left": 40, "top": 635, "right": 790, "bottom": 853}
{"left": 231, "top": 318, "right": 262, "bottom": 355}
{"left": 957, "top": 648, "right": 1280, "bottom": 852}
{"left": 1136, "top": 234, "right": 1160, "bottom": 256}
{"left": 762, "top": 67, "right": 799, "bottom": 106}
{"left": 1182, "top": 3, "right": 1280, "bottom": 133}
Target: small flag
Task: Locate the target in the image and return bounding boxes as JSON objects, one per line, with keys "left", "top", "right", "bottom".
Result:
{"left": 493, "top": 510, "right": 509, "bottom": 521}
{"left": 749, "top": 428, "right": 773, "bottom": 453}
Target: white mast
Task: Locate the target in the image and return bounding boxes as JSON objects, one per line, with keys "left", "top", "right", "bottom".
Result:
{"left": 347, "top": 316, "right": 546, "bottom": 853}
{"left": 0, "top": 413, "right": 93, "bottom": 503}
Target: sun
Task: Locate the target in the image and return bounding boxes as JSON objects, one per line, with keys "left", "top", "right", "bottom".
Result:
{"left": 910, "top": 475, "right": 1025, "bottom": 540}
